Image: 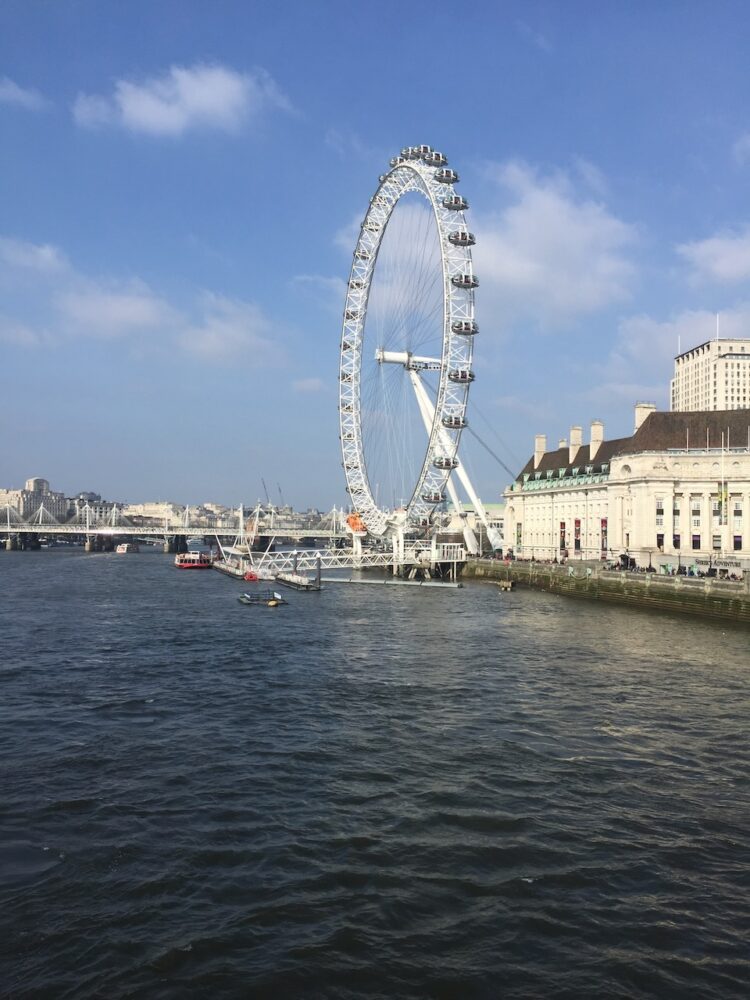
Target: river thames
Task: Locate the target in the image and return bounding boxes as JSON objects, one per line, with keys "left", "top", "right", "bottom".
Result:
{"left": 1, "top": 549, "right": 748, "bottom": 998}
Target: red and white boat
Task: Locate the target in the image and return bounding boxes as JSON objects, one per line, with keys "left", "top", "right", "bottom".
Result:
{"left": 175, "top": 551, "right": 212, "bottom": 569}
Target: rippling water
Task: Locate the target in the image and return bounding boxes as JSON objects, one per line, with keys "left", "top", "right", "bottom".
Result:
{"left": 1, "top": 549, "right": 749, "bottom": 999}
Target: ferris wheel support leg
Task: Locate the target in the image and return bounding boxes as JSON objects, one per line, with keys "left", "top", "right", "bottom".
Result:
{"left": 408, "top": 370, "right": 480, "bottom": 555}
{"left": 391, "top": 528, "right": 405, "bottom": 574}
{"left": 351, "top": 532, "right": 363, "bottom": 567}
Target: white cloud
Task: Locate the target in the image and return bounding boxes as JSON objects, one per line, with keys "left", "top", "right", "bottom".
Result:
{"left": 292, "top": 377, "right": 325, "bottom": 392}
{"left": 73, "top": 62, "right": 291, "bottom": 136}
{"left": 334, "top": 213, "right": 363, "bottom": 252}
{"left": 514, "top": 19, "right": 552, "bottom": 52}
{"left": 292, "top": 274, "right": 347, "bottom": 313}
{"left": 588, "top": 305, "right": 750, "bottom": 410}
{"left": 178, "top": 294, "right": 278, "bottom": 361}
{"left": 0, "top": 315, "right": 42, "bottom": 347}
{"left": 0, "top": 236, "right": 67, "bottom": 273}
{"left": 57, "top": 282, "right": 176, "bottom": 338}
{"left": 0, "top": 232, "right": 280, "bottom": 364}
{"left": 325, "top": 129, "right": 379, "bottom": 160}
{"left": 677, "top": 227, "right": 750, "bottom": 284}
{"left": 0, "top": 77, "right": 48, "bottom": 111}
{"left": 732, "top": 132, "right": 750, "bottom": 166}
{"left": 474, "top": 160, "right": 637, "bottom": 329}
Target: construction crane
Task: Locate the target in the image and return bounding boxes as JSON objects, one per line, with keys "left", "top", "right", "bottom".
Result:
{"left": 277, "top": 483, "right": 285, "bottom": 508}
{"left": 261, "top": 478, "right": 270, "bottom": 505}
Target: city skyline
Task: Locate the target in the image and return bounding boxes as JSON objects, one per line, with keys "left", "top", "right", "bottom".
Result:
{"left": 4, "top": 2, "right": 750, "bottom": 507}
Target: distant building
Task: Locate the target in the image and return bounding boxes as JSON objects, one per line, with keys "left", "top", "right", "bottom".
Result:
{"left": 504, "top": 404, "right": 750, "bottom": 568}
{"left": 122, "top": 501, "right": 186, "bottom": 526}
{"left": 670, "top": 337, "right": 750, "bottom": 411}
{"left": 67, "top": 493, "right": 123, "bottom": 523}
{"left": 0, "top": 477, "right": 68, "bottom": 521}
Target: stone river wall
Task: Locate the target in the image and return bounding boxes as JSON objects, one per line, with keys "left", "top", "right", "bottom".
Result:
{"left": 463, "top": 559, "right": 750, "bottom": 626}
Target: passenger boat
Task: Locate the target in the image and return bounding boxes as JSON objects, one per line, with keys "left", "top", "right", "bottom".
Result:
{"left": 175, "top": 551, "right": 212, "bottom": 569}
{"left": 116, "top": 542, "right": 140, "bottom": 554}
{"left": 237, "top": 590, "right": 288, "bottom": 607}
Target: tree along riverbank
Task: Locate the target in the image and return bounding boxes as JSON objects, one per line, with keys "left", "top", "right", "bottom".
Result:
{"left": 464, "top": 558, "right": 750, "bottom": 626}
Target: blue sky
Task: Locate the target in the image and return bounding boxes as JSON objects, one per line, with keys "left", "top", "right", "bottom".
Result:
{"left": 3, "top": 0, "right": 750, "bottom": 509}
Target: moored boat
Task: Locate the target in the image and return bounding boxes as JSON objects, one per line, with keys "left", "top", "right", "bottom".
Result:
{"left": 116, "top": 542, "right": 140, "bottom": 554}
{"left": 175, "top": 551, "right": 212, "bottom": 569}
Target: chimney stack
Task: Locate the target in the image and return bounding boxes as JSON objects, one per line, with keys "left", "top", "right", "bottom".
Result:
{"left": 558, "top": 437, "right": 567, "bottom": 450}
{"left": 589, "top": 420, "right": 604, "bottom": 460}
{"left": 568, "top": 426, "right": 582, "bottom": 465}
{"left": 634, "top": 402, "right": 656, "bottom": 432}
{"left": 534, "top": 434, "right": 547, "bottom": 469}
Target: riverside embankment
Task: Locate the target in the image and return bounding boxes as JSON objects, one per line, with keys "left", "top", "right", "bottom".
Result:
{"left": 464, "top": 558, "right": 750, "bottom": 625}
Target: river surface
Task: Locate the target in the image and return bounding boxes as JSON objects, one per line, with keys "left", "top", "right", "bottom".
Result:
{"left": 1, "top": 549, "right": 749, "bottom": 999}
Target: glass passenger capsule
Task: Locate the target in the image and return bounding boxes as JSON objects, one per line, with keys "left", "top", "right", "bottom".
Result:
{"left": 433, "top": 455, "right": 460, "bottom": 470}
{"left": 434, "top": 168, "right": 459, "bottom": 184}
{"left": 451, "top": 273, "right": 479, "bottom": 289}
{"left": 441, "top": 414, "right": 467, "bottom": 429}
{"left": 443, "top": 195, "right": 468, "bottom": 211}
{"left": 421, "top": 491, "right": 446, "bottom": 503}
{"left": 448, "top": 368, "right": 475, "bottom": 383}
{"left": 424, "top": 151, "right": 448, "bottom": 167}
{"left": 389, "top": 155, "right": 406, "bottom": 167}
{"left": 448, "top": 230, "right": 475, "bottom": 246}
{"left": 451, "top": 320, "right": 478, "bottom": 335}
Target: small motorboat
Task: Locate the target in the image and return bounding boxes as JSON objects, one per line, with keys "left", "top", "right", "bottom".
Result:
{"left": 237, "top": 590, "right": 288, "bottom": 607}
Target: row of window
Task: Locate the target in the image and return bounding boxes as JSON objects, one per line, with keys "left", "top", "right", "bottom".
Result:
{"left": 658, "top": 534, "right": 744, "bottom": 551}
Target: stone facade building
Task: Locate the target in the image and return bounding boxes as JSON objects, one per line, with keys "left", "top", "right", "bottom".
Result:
{"left": 670, "top": 337, "right": 750, "bottom": 411}
{"left": 0, "top": 478, "right": 68, "bottom": 521}
{"left": 504, "top": 404, "right": 750, "bottom": 569}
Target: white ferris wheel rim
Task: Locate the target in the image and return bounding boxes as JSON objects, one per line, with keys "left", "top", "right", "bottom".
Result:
{"left": 339, "top": 146, "right": 477, "bottom": 537}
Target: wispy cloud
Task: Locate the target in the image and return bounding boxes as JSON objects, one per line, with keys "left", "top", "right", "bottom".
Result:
{"left": 0, "top": 315, "right": 43, "bottom": 347}
{"left": 475, "top": 160, "right": 638, "bottom": 329}
{"left": 292, "top": 274, "right": 347, "bottom": 313}
{"left": 292, "top": 377, "right": 325, "bottom": 392}
{"left": 325, "top": 129, "right": 380, "bottom": 160}
{"left": 514, "top": 19, "right": 552, "bottom": 52}
{"left": 0, "top": 236, "right": 67, "bottom": 273}
{"left": 732, "top": 132, "right": 750, "bottom": 166}
{"left": 677, "top": 227, "right": 750, "bottom": 284}
{"left": 177, "top": 293, "right": 279, "bottom": 361}
{"left": 0, "top": 76, "right": 49, "bottom": 111}
{"left": 73, "top": 62, "right": 292, "bottom": 136}
{"left": 585, "top": 305, "right": 750, "bottom": 410}
{"left": 57, "top": 282, "right": 176, "bottom": 338}
{"left": 0, "top": 233, "right": 280, "bottom": 364}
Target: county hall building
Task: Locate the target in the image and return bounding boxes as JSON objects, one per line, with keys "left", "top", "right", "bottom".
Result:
{"left": 504, "top": 403, "right": 750, "bottom": 569}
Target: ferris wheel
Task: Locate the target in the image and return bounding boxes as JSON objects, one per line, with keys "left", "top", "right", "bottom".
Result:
{"left": 339, "top": 144, "right": 481, "bottom": 538}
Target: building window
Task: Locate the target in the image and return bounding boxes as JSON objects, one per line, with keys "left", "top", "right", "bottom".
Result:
{"left": 712, "top": 534, "right": 722, "bottom": 550}
{"left": 734, "top": 535, "right": 742, "bottom": 551}
{"left": 673, "top": 533, "right": 680, "bottom": 549}
{"left": 574, "top": 518, "right": 581, "bottom": 552}
{"left": 601, "top": 518, "right": 608, "bottom": 552}
{"left": 692, "top": 534, "right": 701, "bottom": 550}
{"left": 656, "top": 533, "right": 664, "bottom": 550}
